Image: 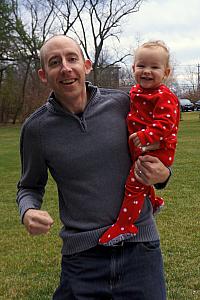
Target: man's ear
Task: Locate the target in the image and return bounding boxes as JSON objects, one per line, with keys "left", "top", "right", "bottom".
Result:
{"left": 38, "top": 68, "right": 48, "bottom": 84}
{"left": 84, "top": 59, "right": 93, "bottom": 75}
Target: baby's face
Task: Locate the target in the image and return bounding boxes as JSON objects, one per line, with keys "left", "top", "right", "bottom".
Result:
{"left": 133, "top": 47, "right": 170, "bottom": 89}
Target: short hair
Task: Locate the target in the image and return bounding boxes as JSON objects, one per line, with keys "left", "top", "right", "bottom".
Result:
{"left": 135, "top": 40, "right": 170, "bottom": 68}
{"left": 39, "top": 34, "right": 85, "bottom": 70}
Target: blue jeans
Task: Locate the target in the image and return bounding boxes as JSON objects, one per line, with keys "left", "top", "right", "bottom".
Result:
{"left": 53, "top": 241, "right": 166, "bottom": 300}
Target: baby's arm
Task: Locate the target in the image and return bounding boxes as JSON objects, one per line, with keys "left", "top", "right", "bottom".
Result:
{"left": 135, "top": 93, "right": 179, "bottom": 147}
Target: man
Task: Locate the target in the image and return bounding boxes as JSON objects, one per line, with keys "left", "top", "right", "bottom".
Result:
{"left": 17, "top": 35, "right": 170, "bottom": 299}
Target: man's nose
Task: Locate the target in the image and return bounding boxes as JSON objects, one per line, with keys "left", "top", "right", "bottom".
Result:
{"left": 61, "top": 59, "right": 72, "bottom": 72}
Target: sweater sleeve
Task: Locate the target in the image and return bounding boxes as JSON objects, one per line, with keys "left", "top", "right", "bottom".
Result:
{"left": 16, "top": 119, "right": 48, "bottom": 222}
{"left": 137, "top": 93, "right": 179, "bottom": 146}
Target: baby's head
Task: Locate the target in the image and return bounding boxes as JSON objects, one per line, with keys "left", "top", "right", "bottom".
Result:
{"left": 133, "top": 40, "right": 171, "bottom": 89}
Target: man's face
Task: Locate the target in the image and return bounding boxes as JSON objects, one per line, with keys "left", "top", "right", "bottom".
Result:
{"left": 38, "top": 36, "right": 92, "bottom": 104}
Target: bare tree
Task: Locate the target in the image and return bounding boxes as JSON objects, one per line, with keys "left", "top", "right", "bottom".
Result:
{"left": 1, "top": 0, "right": 146, "bottom": 122}
{"left": 55, "top": 0, "right": 144, "bottom": 84}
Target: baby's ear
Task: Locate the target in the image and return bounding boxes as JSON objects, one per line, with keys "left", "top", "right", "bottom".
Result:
{"left": 132, "top": 64, "right": 135, "bottom": 73}
{"left": 164, "top": 67, "right": 171, "bottom": 78}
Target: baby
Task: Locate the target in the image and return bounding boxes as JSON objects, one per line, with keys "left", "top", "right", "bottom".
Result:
{"left": 99, "top": 40, "right": 180, "bottom": 246}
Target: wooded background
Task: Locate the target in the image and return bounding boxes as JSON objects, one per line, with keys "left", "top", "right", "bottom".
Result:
{"left": 1, "top": 0, "right": 199, "bottom": 124}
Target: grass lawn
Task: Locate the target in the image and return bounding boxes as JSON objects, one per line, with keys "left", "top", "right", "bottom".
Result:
{"left": 0, "top": 112, "right": 199, "bottom": 299}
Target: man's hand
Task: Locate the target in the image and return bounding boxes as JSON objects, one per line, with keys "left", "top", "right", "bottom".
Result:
{"left": 134, "top": 155, "right": 170, "bottom": 186}
{"left": 23, "top": 209, "right": 54, "bottom": 235}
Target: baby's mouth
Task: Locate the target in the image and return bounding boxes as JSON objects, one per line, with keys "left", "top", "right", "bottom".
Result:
{"left": 141, "top": 77, "right": 152, "bottom": 81}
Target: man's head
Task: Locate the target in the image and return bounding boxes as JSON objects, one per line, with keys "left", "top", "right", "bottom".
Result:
{"left": 38, "top": 35, "right": 92, "bottom": 107}
{"left": 39, "top": 35, "right": 86, "bottom": 70}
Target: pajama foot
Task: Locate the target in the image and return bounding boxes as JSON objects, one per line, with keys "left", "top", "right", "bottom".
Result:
{"left": 153, "top": 197, "right": 165, "bottom": 216}
{"left": 99, "top": 223, "right": 138, "bottom": 246}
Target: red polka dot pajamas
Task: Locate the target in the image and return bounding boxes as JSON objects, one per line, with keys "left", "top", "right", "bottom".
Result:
{"left": 99, "top": 84, "right": 180, "bottom": 245}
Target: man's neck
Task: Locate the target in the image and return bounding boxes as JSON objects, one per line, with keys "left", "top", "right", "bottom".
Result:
{"left": 55, "top": 91, "right": 90, "bottom": 114}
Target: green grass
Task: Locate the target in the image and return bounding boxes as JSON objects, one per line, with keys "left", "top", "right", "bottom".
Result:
{"left": 0, "top": 112, "right": 199, "bottom": 299}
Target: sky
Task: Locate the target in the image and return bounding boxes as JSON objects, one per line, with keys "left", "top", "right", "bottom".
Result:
{"left": 122, "top": 0, "right": 200, "bottom": 65}
{"left": 118, "top": 0, "right": 200, "bottom": 84}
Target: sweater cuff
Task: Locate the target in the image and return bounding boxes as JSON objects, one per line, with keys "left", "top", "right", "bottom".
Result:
{"left": 154, "top": 167, "right": 172, "bottom": 190}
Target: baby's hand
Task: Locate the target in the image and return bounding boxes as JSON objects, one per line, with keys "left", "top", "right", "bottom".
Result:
{"left": 129, "top": 133, "right": 160, "bottom": 153}
{"left": 129, "top": 132, "right": 142, "bottom": 147}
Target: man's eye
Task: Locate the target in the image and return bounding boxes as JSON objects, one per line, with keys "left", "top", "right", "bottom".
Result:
{"left": 69, "top": 57, "right": 78, "bottom": 62}
{"left": 49, "top": 59, "right": 60, "bottom": 66}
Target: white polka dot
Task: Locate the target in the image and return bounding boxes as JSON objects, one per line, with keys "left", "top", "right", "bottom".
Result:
{"left": 149, "top": 132, "right": 153, "bottom": 135}
{"left": 160, "top": 137, "right": 163, "bottom": 140}
{"left": 143, "top": 101, "right": 146, "bottom": 105}
{"left": 121, "top": 227, "right": 125, "bottom": 231}
{"left": 166, "top": 114, "right": 171, "bottom": 117}
{"left": 153, "top": 124, "right": 156, "bottom": 127}
{"left": 123, "top": 208, "right": 128, "bottom": 212}
{"left": 131, "top": 178, "right": 135, "bottom": 182}
{"left": 128, "top": 217, "right": 132, "bottom": 220}
{"left": 169, "top": 157, "right": 172, "bottom": 161}
{"left": 168, "top": 100, "right": 171, "bottom": 103}
{"left": 161, "top": 107, "right": 164, "bottom": 110}
{"left": 149, "top": 112, "right": 153, "bottom": 115}
{"left": 163, "top": 126, "right": 166, "bottom": 130}
{"left": 148, "top": 93, "right": 152, "bottom": 96}
{"left": 108, "top": 234, "right": 111, "bottom": 238}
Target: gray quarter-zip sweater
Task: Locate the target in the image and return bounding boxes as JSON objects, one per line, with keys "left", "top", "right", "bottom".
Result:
{"left": 17, "top": 82, "right": 160, "bottom": 255}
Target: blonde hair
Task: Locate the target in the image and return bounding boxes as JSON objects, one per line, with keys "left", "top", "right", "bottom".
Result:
{"left": 135, "top": 40, "right": 170, "bottom": 68}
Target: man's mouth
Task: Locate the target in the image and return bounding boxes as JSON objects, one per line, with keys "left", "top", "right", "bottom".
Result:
{"left": 60, "top": 79, "right": 76, "bottom": 85}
